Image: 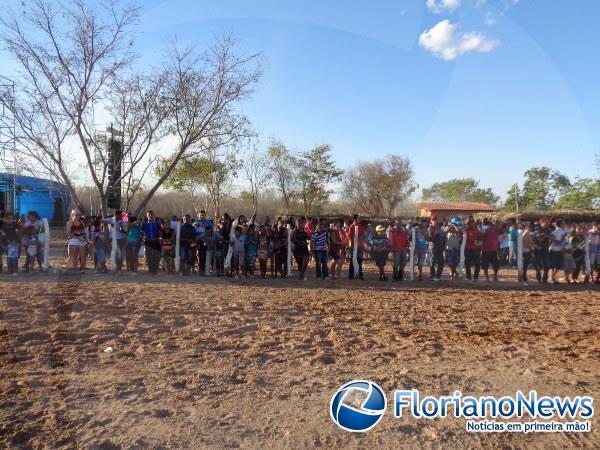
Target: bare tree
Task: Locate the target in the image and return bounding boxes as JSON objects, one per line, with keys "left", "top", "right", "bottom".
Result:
{"left": 1, "top": 1, "right": 261, "bottom": 216}
{"left": 241, "top": 144, "right": 270, "bottom": 215}
{"left": 107, "top": 72, "right": 171, "bottom": 210}
{"left": 134, "top": 36, "right": 262, "bottom": 216}
{"left": 1, "top": 0, "right": 140, "bottom": 213}
{"left": 345, "top": 155, "right": 417, "bottom": 217}
{"left": 267, "top": 138, "right": 297, "bottom": 214}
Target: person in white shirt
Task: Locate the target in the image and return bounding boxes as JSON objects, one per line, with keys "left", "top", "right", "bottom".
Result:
{"left": 549, "top": 219, "right": 568, "bottom": 284}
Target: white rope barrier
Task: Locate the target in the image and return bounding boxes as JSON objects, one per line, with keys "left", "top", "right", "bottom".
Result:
{"left": 286, "top": 224, "right": 292, "bottom": 277}
{"left": 584, "top": 230, "right": 591, "bottom": 277}
{"left": 110, "top": 220, "right": 117, "bottom": 271}
{"left": 458, "top": 229, "right": 466, "bottom": 278}
{"left": 174, "top": 221, "right": 181, "bottom": 273}
{"left": 352, "top": 225, "right": 359, "bottom": 278}
{"left": 517, "top": 229, "right": 523, "bottom": 279}
{"left": 205, "top": 248, "right": 212, "bottom": 276}
{"left": 224, "top": 220, "right": 237, "bottom": 271}
{"left": 409, "top": 227, "right": 415, "bottom": 281}
{"left": 42, "top": 218, "right": 50, "bottom": 272}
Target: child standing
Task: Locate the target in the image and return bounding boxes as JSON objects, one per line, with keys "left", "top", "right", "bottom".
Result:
{"left": 7, "top": 241, "right": 19, "bottom": 275}
{"left": 22, "top": 225, "right": 39, "bottom": 273}
{"left": 244, "top": 225, "right": 258, "bottom": 277}
{"left": 2, "top": 213, "right": 21, "bottom": 275}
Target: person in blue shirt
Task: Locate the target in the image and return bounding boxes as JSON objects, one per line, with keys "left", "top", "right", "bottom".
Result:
{"left": 126, "top": 216, "right": 143, "bottom": 274}
{"left": 142, "top": 210, "right": 162, "bottom": 274}
{"left": 244, "top": 225, "right": 258, "bottom": 277}
{"left": 413, "top": 220, "right": 429, "bottom": 281}
{"left": 507, "top": 222, "right": 519, "bottom": 267}
{"left": 194, "top": 210, "right": 214, "bottom": 275}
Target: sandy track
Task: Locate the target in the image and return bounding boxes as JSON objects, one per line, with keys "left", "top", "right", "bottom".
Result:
{"left": 0, "top": 274, "right": 599, "bottom": 449}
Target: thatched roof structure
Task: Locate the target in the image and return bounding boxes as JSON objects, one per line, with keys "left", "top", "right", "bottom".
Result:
{"left": 473, "top": 210, "right": 600, "bottom": 222}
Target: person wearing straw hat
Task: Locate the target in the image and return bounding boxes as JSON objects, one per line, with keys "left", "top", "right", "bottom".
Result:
{"left": 369, "top": 225, "right": 390, "bottom": 281}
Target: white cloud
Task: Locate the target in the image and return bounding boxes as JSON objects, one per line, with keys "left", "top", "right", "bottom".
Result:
{"left": 484, "top": 12, "right": 497, "bottom": 26}
{"left": 419, "top": 20, "right": 499, "bottom": 61}
{"left": 426, "top": 0, "right": 461, "bottom": 14}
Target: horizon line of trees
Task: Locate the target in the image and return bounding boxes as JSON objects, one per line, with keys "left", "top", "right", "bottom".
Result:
{"left": 74, "top": 147, "right": 598, "bottom": 219}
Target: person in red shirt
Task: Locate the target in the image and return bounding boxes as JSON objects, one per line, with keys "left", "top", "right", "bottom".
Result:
{"left": 388, "top": 219, "right": 409, "bottom": 281}
{"left": 348, "top": 214, "right": 364, "bottom": 279}
{"left": 304, "top": 218, "right": 315, "bottom": 240}
{"left": 464, "top": 219, "right": 483, "bottom": 282}
{"left": 481, "top": 220, "right": 500, "bottom": 281}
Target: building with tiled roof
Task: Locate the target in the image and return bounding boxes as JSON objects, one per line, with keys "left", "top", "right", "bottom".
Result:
{"left": 417, "top": 201, "right": 496, "bottom": 219}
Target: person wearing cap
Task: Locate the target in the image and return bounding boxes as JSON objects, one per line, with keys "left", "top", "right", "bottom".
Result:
{"left": 369, "top": 225, "right": 390, "bottom": 281}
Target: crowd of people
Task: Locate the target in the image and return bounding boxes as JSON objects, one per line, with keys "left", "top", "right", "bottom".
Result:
{"left": 1, "top": 209, "right": 600, "bottom": 285}
{"left": 0, "top": 211, "right": 46, "bottom": 275}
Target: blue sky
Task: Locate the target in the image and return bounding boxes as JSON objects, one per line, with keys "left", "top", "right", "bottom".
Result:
{"left": 1, "top": 0, "right": 599, "bottom": 199}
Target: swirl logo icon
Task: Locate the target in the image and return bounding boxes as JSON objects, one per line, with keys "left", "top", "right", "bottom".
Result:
{"left": 330, "top": 380, "right": 387, "bottom": 432}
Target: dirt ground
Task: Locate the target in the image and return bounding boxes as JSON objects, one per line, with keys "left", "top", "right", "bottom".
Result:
{"left": 0, "top": 265, "right": 599, "bottom": 449}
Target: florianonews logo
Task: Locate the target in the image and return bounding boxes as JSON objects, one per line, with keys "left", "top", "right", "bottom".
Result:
{"left": 330, "top": 380, "right": 387, "bottom": 432}
{"left": 330, "top": 382, "right": 594, "bottom": 434}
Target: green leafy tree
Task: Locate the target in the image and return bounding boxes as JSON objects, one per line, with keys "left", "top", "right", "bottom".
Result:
{"left": 555, "top": 178, "right": 600, "bottom": 210}
{"left": 296, "top": 144, "right": 342, "bottom": 215}
{"left": 422, "top": 177, "right": 499, "bottom": 206}
{"left": 155, "top": 150, "right": 238, "bottom": 217}
{"left": 518, "top": 167, "right": 571, "bottom": 210}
